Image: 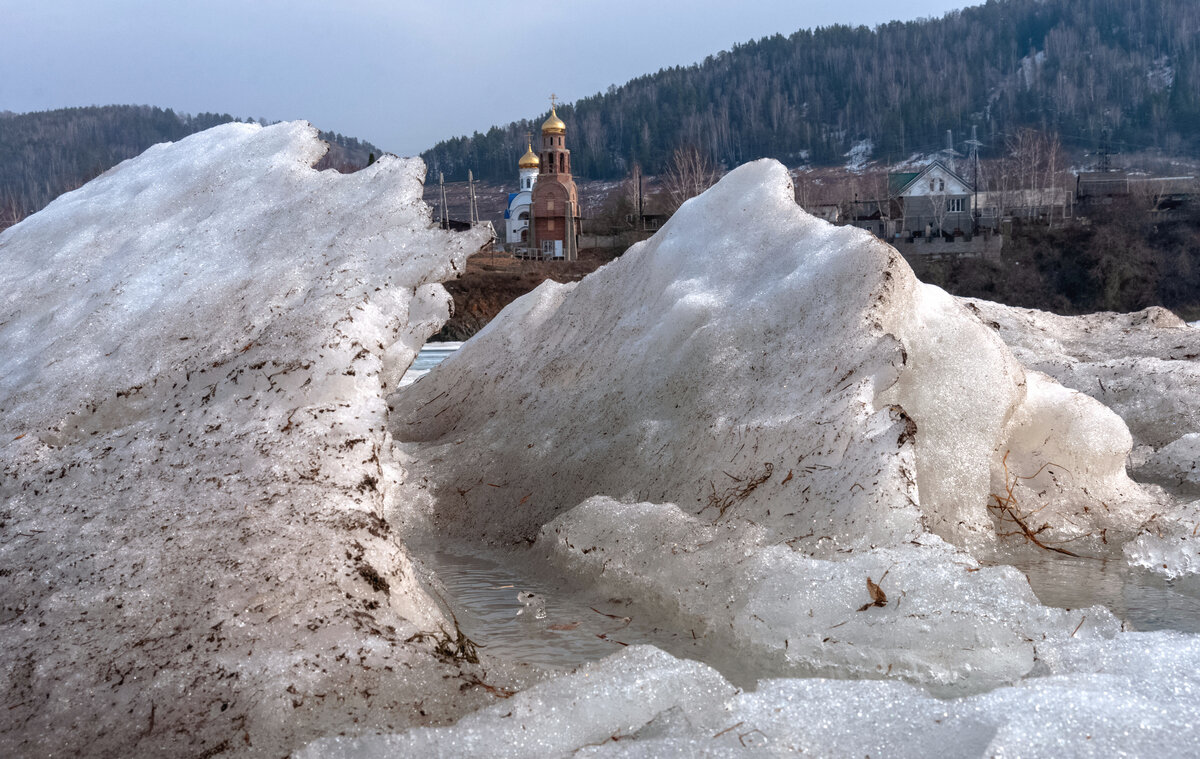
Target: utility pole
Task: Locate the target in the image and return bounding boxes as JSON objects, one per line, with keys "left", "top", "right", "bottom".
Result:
{"left": 941, "top": 129, "right": 963, "bottom": 169}
{"left": 1099, "top": 129, "right": 1112, "bottom": 173}
{"left": 632, "top": 163, "right": 644, "bottom": 231}
{"left": 965, "top": 125, "right": 983, "bottom": 233}
{"left": 438, "top": 172, "right": 448, "bottom": 229}
{"left": 567, "top": 199, "right": 577, "bottom": 261}
{"left": 468, "top": 169, "right": 480, "bottom": 226}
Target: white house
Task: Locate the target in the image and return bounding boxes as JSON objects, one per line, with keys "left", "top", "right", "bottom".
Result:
{"left": 889, "top": 160, "right": 976, "bottom": 236}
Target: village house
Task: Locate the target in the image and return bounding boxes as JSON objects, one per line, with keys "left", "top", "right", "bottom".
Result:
{"left": 886, "top": 160, "right": 977, "bottom": 237}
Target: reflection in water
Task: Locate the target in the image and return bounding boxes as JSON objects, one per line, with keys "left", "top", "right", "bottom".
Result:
{"left": 1001, "top": 552, "right": 1200, "bottom": 633}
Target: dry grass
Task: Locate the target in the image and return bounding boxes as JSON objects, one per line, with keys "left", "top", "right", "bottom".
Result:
{"left": 988, "top": 451, "right": 1080, "bottom": 557}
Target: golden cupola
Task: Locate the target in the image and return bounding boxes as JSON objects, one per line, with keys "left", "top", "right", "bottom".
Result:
{"left": 518, "top": 141, "right": 540, "bottom": 169}
{"left": 541, "top": 106, "right": 566, "bottom": 136}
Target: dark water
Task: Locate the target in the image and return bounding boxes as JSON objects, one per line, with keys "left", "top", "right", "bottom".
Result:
{"left": 1002, "top": 552, "right": 1200, "bottom": 633}
{"left": 418, "top": 547, "right": 701, "bottom": 670}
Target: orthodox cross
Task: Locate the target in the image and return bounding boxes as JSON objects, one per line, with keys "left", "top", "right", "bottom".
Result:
{"left": 549, "top": 93, "right": 558, "bottom": 110}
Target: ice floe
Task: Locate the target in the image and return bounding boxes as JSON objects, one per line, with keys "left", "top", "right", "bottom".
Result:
{"left": 0, "top": 121, "right": 495, "bottom": 757}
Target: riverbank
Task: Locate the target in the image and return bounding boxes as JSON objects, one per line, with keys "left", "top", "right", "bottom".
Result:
{"left": 435, "top": 248, "right": 618, "bottom": 340}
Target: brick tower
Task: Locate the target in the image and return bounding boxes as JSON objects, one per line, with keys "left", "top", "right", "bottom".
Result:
{"left": 530, "top": 95, "right": 580, "bottom": 260}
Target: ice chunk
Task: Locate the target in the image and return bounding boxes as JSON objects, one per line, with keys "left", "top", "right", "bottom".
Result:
{"left": 302, "top": 635, "right": 1200, "bottom": 757}
{"left": 0, "top": 122, "right": 492, "bottom": 757}
{"left": 390, "top": 158, "right": 1168, "bottom": 691}
{"left": 963, "top": 300, "right": 1200, "bottom": 450}
{"left": 1124, "top": 500, "right": 1200, "bottom": 579}
{"left": 394, "top": 160, "right": 928, "bottom": 551}
{"left": 297, "top": 646, "right": 736, "bottom": 759}
{"left": 537, "top": 497, "right": 1120, "bottom": 692}
{"left": 1139, "top": 432, "right": 1200, "bottom": 495}
{"left": 392, "top": 159, "right": 1162, "bottom": 557}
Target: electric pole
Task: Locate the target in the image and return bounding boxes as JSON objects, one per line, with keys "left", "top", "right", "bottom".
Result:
{"left": 438, "top": 172, "right": 448, "bottom": 229}
{"left": 965, "top": 125, "right": 983, "bottom": 233}
{"left": 469, "top": 170, "right": 480, "bottom": 226}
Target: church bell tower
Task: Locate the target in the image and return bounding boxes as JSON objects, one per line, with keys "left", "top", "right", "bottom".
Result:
{"left": 530, "top": 95, "right": 580, "bottom": 260}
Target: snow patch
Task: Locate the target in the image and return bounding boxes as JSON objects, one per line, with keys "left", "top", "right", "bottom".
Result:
{"left": 844, "top": 138, "right": 874, "bottom": 173}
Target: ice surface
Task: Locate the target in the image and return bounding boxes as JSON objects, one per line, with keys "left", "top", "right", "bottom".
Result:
{"left": 299, "top": 646, "right": 737, "bottom": 759}
{"left": 537, "top": 497, "right": 1119, "bottom": 692}
{"left": 302, "top": 638, "right": 1200, "bottom": 757}
{"left": 0, "top": 122, "right": 496, "bottom": 756}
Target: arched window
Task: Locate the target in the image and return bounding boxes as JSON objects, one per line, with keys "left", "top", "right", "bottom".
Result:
{"left": 559, "top": 153, "right": 565, "bottom": 173}
{"left": 517, "top": 211, "right": 528, "bottom": 221}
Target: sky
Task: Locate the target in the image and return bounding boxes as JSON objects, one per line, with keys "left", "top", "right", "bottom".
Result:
{"left": 0, "top": 0, "right": 972, "bottom": 157}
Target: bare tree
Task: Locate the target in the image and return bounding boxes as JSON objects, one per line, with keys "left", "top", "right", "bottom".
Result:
{"left": 1005, "top": 128, "right": 1068, "bottom": 225}
{"left": 0, "top": 190, "right": 25, "bottom": 232}
{"left": 625, "top": 162, "right": 644, "bottom": 230}
{"left": 663, "top": 145, "right": 718, "bottom": 213}
{"left": 927, "top": 179, "right": 953, "bottom": 238}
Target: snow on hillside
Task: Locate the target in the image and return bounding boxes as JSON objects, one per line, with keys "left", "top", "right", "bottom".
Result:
{"left": 844, "top": 138, "right": 874, "bottom": 172}
{"left": 0, "top": 122, "right": 497, "bottom": 757}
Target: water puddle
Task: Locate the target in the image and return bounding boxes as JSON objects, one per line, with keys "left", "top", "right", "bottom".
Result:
{"left": 418, "top": 545, "right": 704, "bottom": 671}
{"left": 1002, "top": 552, "right": 1200, "bottom": 633}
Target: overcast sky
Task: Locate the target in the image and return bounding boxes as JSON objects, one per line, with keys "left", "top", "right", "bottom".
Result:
{"left": 1, "top": 1, "right": 971, "bottom": 157}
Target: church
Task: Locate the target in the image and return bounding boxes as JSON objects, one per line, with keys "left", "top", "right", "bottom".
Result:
{"left": 503, "top": 138, "right": 539, "bottom": 246}
{"left": 504, "top": 98, "right": 581, "bottom": 260}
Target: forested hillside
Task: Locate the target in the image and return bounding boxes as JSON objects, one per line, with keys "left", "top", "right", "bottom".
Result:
{"left": 0, "top": 106, "right": 377, "bottom": 224}
{"left": 424, "top": 0, "right": 1200, "bottom": 182}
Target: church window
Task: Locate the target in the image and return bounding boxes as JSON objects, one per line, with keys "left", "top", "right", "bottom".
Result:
{"left": 548, "top": 219, "right": 555, "bottom": 230}
{"left": 559, "top": 154, "right": 565, "bottom": 173}
{"left": 547, "top": 199, "right": 554, "bottom": 211}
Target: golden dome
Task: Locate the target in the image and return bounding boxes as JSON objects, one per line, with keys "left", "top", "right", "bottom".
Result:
{"left": 541, "top": 106, "right": 566, "bottom": 135}
{"left": 518, "top": 142, "right": 540, "bottom": 169}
